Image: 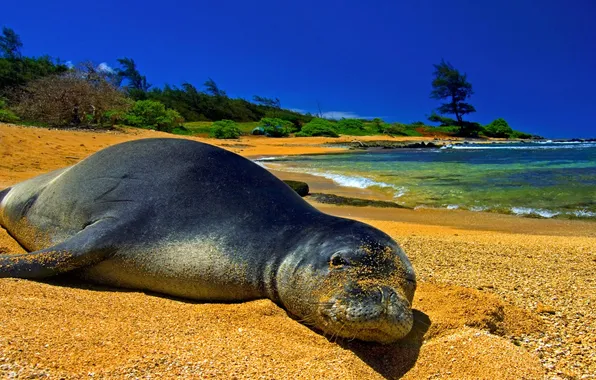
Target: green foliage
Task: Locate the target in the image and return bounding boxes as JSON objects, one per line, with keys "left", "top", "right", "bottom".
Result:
{"left": 380, "top": 123, "right": 407, "bottom": 136}
{"left": 116, "top": 57, "right": 150, "bottom": 99}
{"left": 171, "top": 126, "right": 193, "bottom": 135}
{"left": 430, "top": 59, "right": 476, "bottom": 125}
{"left": 376, "top": 122, "right": 423, "bottom": 137}
{"left": 336, "top": 118, "right": 364, "bottom": 131}
{"left": 0, "top": 98, "right": 18, "bottom": 122}
{"left": 0, "top": 27, "right": 23, "bottom": 59}
{"left": 510, "top": 130, "right": 533, "bottom": 139}
{"left": 146, "top": 83, "right": 310, "bottom": 124}
{"left": 483, "top": 118, "right": 513, "bottom": 138}
{"left": 210, "top": 119, "right": 241, "bottom": 139}
{"left": 259, "top": 117, "right": 292, "bottom": 137}
{"left": 296, "top": 118, "right": 339, "bottom": 137}
{"left": 371, "top": 117, "right": 385, "bottom": 132}
{"left": 428, "top": 112, "right": 457, "bottom": 126}
{"left": 457, "top": 121, "right": 483, "bottom": 137}
{"left": 123, "top": 100, "right": 183, "bottom": 132}
{"left": 253, "top": 95, "right": 280, "bottom": 108}
{"left": 409, "top": 121, "right": 426, "bottom": 126}
{"left": 0, "top": 56, "right": 68, "bottom": 94}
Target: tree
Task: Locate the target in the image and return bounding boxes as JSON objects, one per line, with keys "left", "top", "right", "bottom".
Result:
{"left": 0, "top": 56, "right": 68, "bottom": 94}
{"left": 484, "top": 118, "right": 513, "bottom": 138}
{"left": 15, "top": 68, "right": 130, "bottom": 127}
{"left": 0, "top": 27, "right": 23, "bottom": 59}
{"left": 253, "top": 95, "right": 280, "bottom": 109}
{"left": 430, "top": 59, "right": 475, "bottom": 126}
{"left": 122, "top": 100, "right": 183, "bottom": 132}
{"left": 203, "top": 78, "right": 226, "bottom": 97}
{"left": 116, "top": 57, "right": 150, "bottom": 98}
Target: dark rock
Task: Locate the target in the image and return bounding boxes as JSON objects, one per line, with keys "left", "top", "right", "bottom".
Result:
{"left": 308, "top": 193, "right": 409, "bottom": 208}
{"left": 283, "top": 180, "right": 309, "bottom": 197}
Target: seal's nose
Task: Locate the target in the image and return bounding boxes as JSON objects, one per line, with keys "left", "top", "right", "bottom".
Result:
{"left": 377, "top": 286, "right": 395, "bottom": 312}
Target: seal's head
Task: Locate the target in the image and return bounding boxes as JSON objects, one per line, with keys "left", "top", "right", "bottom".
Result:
{"left": 276, "top": 219, "right": 416, "bottom": 344}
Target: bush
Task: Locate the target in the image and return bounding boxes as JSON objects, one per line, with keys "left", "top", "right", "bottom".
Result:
{"left": 259, "top": 117, "right": 291, "bottom": 137}
{"left": 210, "top": 119, "right": 241, "bottom": 139}
{"left": 457, "top": 121, "right": 483, "bottom": 137}
{"left": 511, "top": 130, "right": 533, "bottom": 139}
{"left": 336, "top": 118, "right": 364, "bottom": 131}
{"left": 15, "top": 71, "right": 130, "bottom": 128}
{"left": 380, "top": 123, "right": 408, "bottom": 136}
{"left": 123, "top": 100, "right": 184, "bottom": 132}
{"left": 371, "top": 117, "right": 385, "bottom": 132}
{"left": 0, "top": 98, "right": 18, "bottom": 123}
{"left": 295, "top": 118, "right": 339, "bottom": 137}
{"left": 484, "top": 118, "right": 513, "bottom": 138}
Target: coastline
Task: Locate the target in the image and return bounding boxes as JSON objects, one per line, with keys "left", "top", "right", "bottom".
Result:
{"left": 1, "top": 123, "right": 595, "bottom": 378}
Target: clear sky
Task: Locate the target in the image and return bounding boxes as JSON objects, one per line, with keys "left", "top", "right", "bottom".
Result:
{"left": 2, "top": 0, "right": 595, "bottom": 137}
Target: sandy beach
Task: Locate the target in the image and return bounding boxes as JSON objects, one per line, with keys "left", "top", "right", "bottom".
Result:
{"left": 0, "top": 123, "right": 594, "bottom": 379}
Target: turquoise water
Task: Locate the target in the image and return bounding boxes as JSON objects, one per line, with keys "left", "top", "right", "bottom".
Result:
{"left": 257, "top": 142, "right": 596, "bottom": 219}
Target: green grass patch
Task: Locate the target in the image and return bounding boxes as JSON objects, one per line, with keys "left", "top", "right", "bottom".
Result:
{"left": 184, "top": 121, "right": 259, "bottom": 136}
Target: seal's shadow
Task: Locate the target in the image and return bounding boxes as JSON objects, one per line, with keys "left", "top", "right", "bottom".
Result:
{"left": 330, "top": 310, "right": 430, "bottom": 379}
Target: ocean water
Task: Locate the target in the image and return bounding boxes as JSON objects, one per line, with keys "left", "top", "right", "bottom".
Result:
{"left": 257, "top": 142, "right": 596, "bottom": 219}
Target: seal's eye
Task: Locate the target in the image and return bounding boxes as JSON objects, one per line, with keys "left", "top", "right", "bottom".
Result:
{"left": 329, "top": 253, "right": 349, "bottom": 269}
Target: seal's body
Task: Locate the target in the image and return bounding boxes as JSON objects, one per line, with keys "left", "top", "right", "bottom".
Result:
{"left": 0, "top": 138, "right": 416, "bottom": 343}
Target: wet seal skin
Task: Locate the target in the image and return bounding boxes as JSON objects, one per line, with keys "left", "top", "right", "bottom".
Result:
{"left": 0, "top": 138, "right": 416, "bottom": 343}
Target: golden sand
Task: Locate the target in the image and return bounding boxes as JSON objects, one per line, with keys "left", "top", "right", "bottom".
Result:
{"left": 1, "top": 123, "right": 594, "bottom": 378}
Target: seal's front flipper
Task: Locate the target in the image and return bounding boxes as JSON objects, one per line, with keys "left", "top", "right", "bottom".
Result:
{"left": 0, "top": 219, "right": 117, "bottom": 279}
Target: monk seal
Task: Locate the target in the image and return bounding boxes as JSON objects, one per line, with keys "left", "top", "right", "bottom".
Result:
{"left": 0, "top": 138, "right": 416, "bottom": 343}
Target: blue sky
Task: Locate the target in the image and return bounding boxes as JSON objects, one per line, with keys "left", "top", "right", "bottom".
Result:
{"left": 2, "top": 0, "right": 595, "bottom": 137}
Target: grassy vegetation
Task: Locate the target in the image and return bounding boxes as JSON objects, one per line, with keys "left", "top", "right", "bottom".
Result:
{"left": 181, "top": 118, "right": 536, "bottom": 140}
{"left": 184, "top": 121, "right": 259, "bottom": 135}
{"left": 184, "top": 119, "right": 431, "bottom": 138}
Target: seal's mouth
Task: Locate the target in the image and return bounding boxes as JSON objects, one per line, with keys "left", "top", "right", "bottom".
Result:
{"left": 317, "top": 286, "right": 414, "bottom": 344}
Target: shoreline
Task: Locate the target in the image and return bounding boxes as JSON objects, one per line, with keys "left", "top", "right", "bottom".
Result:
{"left": 262, "top": 155, "right": 596, "bottom": 223}
{"left": 1, "top": 123, "right": 595, "bottom": 378}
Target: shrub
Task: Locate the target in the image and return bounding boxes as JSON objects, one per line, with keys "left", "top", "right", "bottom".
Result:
{"left": 210, "top": 119, "right": 241, "bottom": 139}
{"left": 458, "top": 121, "right": 483, "bottom": 137}
{"left": 123, "top": 100, "right": 184, "bottom": 132}
{"left": 371, "top": 117, "right": 385, "bottom": 132}
{"left": 14, "top": 70, "right": 129, "bottom": 128}
{"left": 381, "top": 123, "right": 408, "bottom": 136}
{"left": 0, "top": 98, "right": 18, "bottom": 123}
{"left": 295, "top": 118, "right": 339, "bottom": 137}
{"left": 259, "top": 117, "right": 291, "bottom": 137}
{"left": 511, "top": 130, "right": 533, "bottom": 139}
{"left": 484, "top": 118, "right": 513, "bottom": 138}
{"left": 336, "top": 118, "right": 364, "bottom": 131}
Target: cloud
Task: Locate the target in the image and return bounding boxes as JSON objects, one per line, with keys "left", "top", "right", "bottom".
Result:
{"left": 65, "top": 61, "right": 74, "bottom": 69}
{"left": 287, "top": 108, "right": 383, "bottom": 120}
{"left": 320, "top": 111, "right": 364, "bottom": 120}
{"left": 289, "top": 108, "right": 308, "bottom": 114}
{"left": 97, "top": 62, "right": 114, "bottom": 73}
